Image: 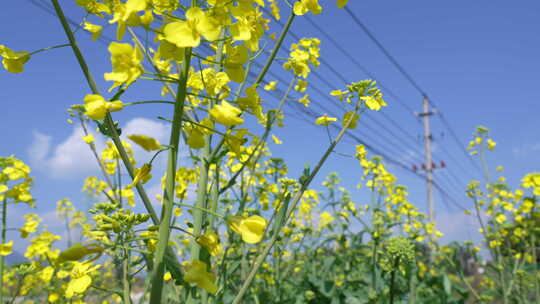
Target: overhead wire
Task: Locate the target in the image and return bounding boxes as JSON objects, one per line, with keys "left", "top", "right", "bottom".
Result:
{"left": 342, "top": 4, "right": 483, "bottom": 177}
{"left": 260, "top": 8, "right": 429, "bottom": 165}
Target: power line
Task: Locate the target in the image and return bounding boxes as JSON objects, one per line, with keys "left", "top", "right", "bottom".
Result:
{"left": 343, "top": 6, "right": 427, "bottom": 97}
{"left": 303, "top": 14, "right": 417, "bottom": 115}
{"left": 260, "top": 8, "right": 428, "bottom": 164}
{"left": 342, "top": 5, "right": 483, "bottom": 177}
{"left": 436, "top": 111, "right": 482, "bottom": 173}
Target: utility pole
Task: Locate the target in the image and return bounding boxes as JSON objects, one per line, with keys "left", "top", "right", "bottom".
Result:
{"left": 419, "top": 95, "right": 435, "bottom": 224}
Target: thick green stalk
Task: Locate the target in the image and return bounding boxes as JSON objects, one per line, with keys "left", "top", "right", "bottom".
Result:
{"left": 208, "top": 165, "right": 220, "bottom": 230}
{"left": 389, "top": 258, "right": 399, "bottom": 304}
{"left": 408, "top": 268, "right": 417, "bottom": 304}
{"left": 149, "top": 47, "right": 193, "bottom": 303}
{"left": 123, "top": 247, "right": 132, "bottom": 304}
{"left": 533, "top": 234, "right": 539, "bottom": 302}
{"left": 0, "top": 198, "right": 6, "bottom": 304}
{"left": 64, "top": 214, "right": 72, "bottom": 247}
{"left": 50, "top": 0, "right": 185, "bottom": 296}
{"left": 231, "top": 104, "right": 360, "bottom": 304}
{"left": 190, "top": 141, "right": 211, "bottom": 260}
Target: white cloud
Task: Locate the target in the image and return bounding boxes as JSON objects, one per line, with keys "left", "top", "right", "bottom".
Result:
{"left": 27, "top": 131, "right": 51, "bottom": 165}
{"left": 27, "top": 126, "right": 102, "bottom": 178}
{"left": 27, "top": 118, "right": 170, "bottom": 179}
{"left": 513, "top": 142, "right": 540, "bottom": 158}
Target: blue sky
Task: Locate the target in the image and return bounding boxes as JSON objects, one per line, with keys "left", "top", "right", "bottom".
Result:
{"left": 1, "top": 1, "right": 539, "bottom": 251}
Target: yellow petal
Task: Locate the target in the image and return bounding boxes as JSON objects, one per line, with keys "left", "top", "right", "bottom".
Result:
{"left": 163, "top": 21, "right": 200, "bottom": 48}
{"left": 127, "top": 134, "right": 162, "bottom": 151}
{"left": 224, "top": 64, "right": 245, "bottom": 83}
{"left": 0, "top": 240, "right": 13, "bottom": 256}
{"left": 227, "top": 215, "right": 244, "bottom": 235}
{"left": 337, "top": 0, "right": 349, "bottom": 8}
{"left": 66, "top": 275, "right": 92, "bottom": 298}
{"left": 293, "top": 2, "right": 308, "bottom": 16}
{"left": 209, "top": 101, "right": 244, "bottom": 126}
{"left": 184, "top": 260, "right": 218, "bottom": 294}
{"left": 197, "top": 15, "right": 222, "bottom": 42}
{"left": 83, "top": 94, "right": 108, "bottom": 120}
{"left": 239, "top": 215, "right": 267, "bottom": 244}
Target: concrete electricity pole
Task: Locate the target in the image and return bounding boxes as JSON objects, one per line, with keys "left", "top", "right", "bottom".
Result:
{"left": 419, "top": 95, "right": 435, "bottom": 224}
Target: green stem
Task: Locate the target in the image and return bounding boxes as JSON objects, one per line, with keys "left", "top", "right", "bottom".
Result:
{"left": 254, "top": 12, "right": 295, "bottom": 86}
{"left": 125, "top": 100, "right": 176, "bottom": 106}
{"left": 64, "top": 214, "right": 72, "bottom": 247}
{"left": 532, "top": 233, "right": 539, "bottom": 303}
{"left": 208, "top": 164, "right": 220, "bottom": 230}
{"left": 187, "top": 128, "right": 211, "bottom": 303}
{"left": 174, "top": 203, "right": 224, "bottom": 219}
{"left": 50, "top": 0, "right": 99, "bottom": 93}
{"left": 443, "top": 254, "right": 480, "bottom": 300}
{"left": 149, "top": 45, "right": 193, "bottom": 303}
{"left": 29, "top": 43, "right": 70, "bottom": 56}
{"left": 0, "top": 198, "right": 6, "bottom": 304}
{"left": 389, "top": 257, "right": 399, "bottom": 304}
{"left": 123, "top": 247, "right": 132, "bottom": 304}
{"left": 50, "top": 0, "right": 185, "bottom": 298}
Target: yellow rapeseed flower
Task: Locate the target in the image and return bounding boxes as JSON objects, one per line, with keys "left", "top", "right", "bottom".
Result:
{"left": 319, "top": 212, "right": 334, "bottom": 228}
{"left": 209, "top": 101, "right": 244, "bottom": 126}
{"left": 315, "top": 114, "right": 337, "bottom": 126}
{"left": 196, "top": 230, "right": 222, "bottom": 256}
{"left": 104, "top": 42, "right": 144, "bottom": 91}
{"left": 0, "top": 240, "right": 13, "bottom": 256}
{"left": 495, "top": 213, "right": 506, "bottom": 224}
{"left": 65, "top": 262, "right": 100, "bottom": 299}
{"left": 487, "top": 139, "right": 496, "bottom": 151}
{"left": 83, "top": 22, "right": 103, "bottom": 40}
{"left": 0, "top": 45, "right": 30, "bottom": 73}
{"left": 227, "top": 215, "right": 267, "bottom": 244}
{"left": 82, "top": 134, "right": 94, "bottom": 144}
{"left": 361, "top": 95, "right": 387, "bottom": 111}
{"left": 342, "top": 112, "right": 359, "bottom": 129}
{"left": 184, "top": 260, "right": 218, "bottom": 294}
{"left": 293, "top": 0, "right": 322, "bottom": 16}
{"left": 128, "top": 164, "right": 152, "bottom": 188}
{"left": 83, "top": 94, "right": 124, "bottom": 120}
{"left": 264, "top": 81, "right": 278, "bottom": 91}
{"left": 337, "top": 0, "right": 349, "bottom": 8}
{"left": 163, "top": 7, "right": 222, "bottom": 48}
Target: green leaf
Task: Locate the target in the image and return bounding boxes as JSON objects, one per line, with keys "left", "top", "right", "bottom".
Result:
{"left": 164, "top": 247, "right": 184, "bottom": 285}
{"left": 272, "top": 193, "right": 291, "bottom": 236}
{"left": 443, "top": 274, "right": 452, "bottom": 295}
{"left": 97, "top": 120, "right": 122, "bottom": 138}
